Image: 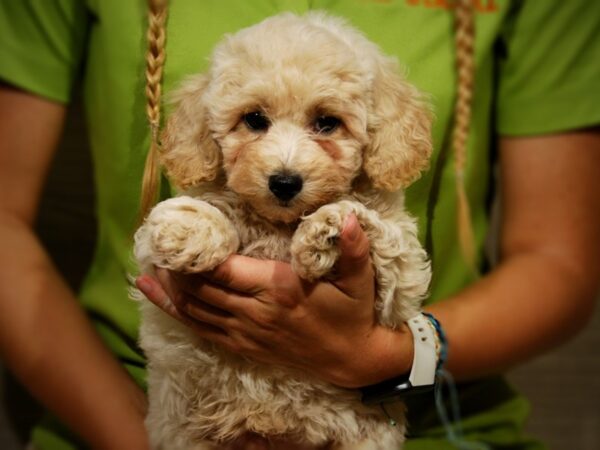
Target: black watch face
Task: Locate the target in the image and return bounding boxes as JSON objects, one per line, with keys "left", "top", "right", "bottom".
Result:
{"left": 361, "top": 379, "right": 434, "bottom": 405}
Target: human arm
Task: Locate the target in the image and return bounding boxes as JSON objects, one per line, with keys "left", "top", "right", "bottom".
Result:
{"left": 139, "top": 129, "right": 600, "bottom": 388}
{"left": 428, "top": 129, "right": 600, "bottom": 380}
{"left": 0, "top": 85, "right": 149, "bottom": 450}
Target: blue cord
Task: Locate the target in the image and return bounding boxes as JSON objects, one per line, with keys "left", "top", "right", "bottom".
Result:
{"left": 425, "top": 313, "right": 491, "bottom": 450}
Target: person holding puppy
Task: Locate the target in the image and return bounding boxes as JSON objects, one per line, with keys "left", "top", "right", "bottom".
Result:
{"left": 1, "top": 1, "right": 599, "bottom": 449}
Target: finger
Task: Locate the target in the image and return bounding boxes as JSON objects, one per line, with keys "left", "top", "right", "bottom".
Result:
{"left": 137, "top": 275, "right": 237, "bottom": 347}
{"left": 135, "top": 274, "right": 188, "bottom": 323}
{"left": 181, "top": 295, "right": 234, "bottom": 327}
{"left": 334, "top": 214, "right": 375, "bottom": 299}
{"left": 203, "top": 255, "right": 294, "bottom": 295}
{"left": 168, "top": 269, "right": 256, "bottom": 316}
{"left": 137, "top": 274, "right": 223, "bottom": 333}
{"left": 142, "top": 271, "right": 230, "bottom": 331}
{"left": 166, "top": 270, "right": 282, "bottom": 339}
{"left": 154, "top": 268, "right": 180, "bottom": 304}
{"left": 164, "top": 269, "right": 293, "bottom": 347}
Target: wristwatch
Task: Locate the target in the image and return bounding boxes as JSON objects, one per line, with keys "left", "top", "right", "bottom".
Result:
{"left": 360, "top": 313, "right": 438, "bottom": 405}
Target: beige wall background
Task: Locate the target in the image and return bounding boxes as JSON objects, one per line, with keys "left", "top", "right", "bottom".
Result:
{"left": 1, "top": 101, "right": 598, "bottom": 449}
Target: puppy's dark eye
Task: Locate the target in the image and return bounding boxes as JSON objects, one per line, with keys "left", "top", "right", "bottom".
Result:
{"left": 243, "top": 111, "right": 270, "bottom": 131}
{"left": 314, "top": 116, "right": 341, "bottom": 134}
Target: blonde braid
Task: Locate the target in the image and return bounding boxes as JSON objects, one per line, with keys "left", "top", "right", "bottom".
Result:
{"left": 139, "top": 0, "right": 168, "bottom": 224}
{"left": 453, "top": 0, "right": 476, "bottom": 272}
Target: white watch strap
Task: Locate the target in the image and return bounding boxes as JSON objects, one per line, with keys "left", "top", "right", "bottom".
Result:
{"left": 406, "top": 313, "right": 438, "bottom": 387}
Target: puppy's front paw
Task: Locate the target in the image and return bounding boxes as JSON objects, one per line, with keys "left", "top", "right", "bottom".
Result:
{"left": 291, "top": 204, "right": 348, "bottom": 281}
{"left": 134, "top": 197, "right": 239, "bottom": 273}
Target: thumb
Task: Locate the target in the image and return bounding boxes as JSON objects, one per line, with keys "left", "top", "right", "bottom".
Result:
{"left": 334, "top": 214, "right": 375, "bottom": 300}
{"left": 136, "top": 273, "right": 185, "bottom": 321}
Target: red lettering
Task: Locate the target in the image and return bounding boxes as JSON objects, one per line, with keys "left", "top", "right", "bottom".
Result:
{"left": 405, "top": 0, "right": 498, "bottom": 13}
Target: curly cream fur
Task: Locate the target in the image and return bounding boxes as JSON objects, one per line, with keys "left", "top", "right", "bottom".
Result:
{"left": 134, "top": 12, "right": 432, "bottom": 449}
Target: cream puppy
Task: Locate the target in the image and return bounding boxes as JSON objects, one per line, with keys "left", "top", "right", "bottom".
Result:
{"left": 134, "top": 12, "right": 432, "bottom": 450}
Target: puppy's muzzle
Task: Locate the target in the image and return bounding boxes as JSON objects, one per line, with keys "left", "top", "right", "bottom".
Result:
{"left": 268, "top": 173, "right": 303, "bottom": 202}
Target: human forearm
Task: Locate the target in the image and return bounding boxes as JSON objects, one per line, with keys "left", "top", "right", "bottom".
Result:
{"left": 435, "top": 131, "right": 600, "bottom": 380}
{"left": 357, "top": 130, "right": 600, "bottom": 386}
{"left": 347, "top": 237, "right": 598, "bottom": 387}
{"left": 427, "top": 250, "right": 597, "bottom": 381}
{"left": 0, "top": 215, "right": 148, "bottom": 450}
{"left": 0, "top": 84, "right": 148, "bottom": 448}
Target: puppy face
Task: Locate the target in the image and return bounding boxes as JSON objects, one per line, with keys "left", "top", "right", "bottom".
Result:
{"left": 160, "top": 13, "right": 432, "bottom": 223}
{"left": 209, "top": 37, "right": 370, "bottom": 222}
{"left": 219, "top": 112, "right": 365, "bottom": 223}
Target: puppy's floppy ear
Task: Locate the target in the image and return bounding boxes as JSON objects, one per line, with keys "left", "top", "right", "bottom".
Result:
{"left": 160, "top": 74, "right": 221, "bottom": 190}
{"left": 364, "top": 58, "right": 433, "bottom": 191}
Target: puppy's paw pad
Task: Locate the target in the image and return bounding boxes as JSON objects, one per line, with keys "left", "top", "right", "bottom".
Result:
{"left": 291, "top": 208, "right": 346, "bottom": 281}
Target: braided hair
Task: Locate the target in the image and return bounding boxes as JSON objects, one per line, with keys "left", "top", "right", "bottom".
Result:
{"left": 139, "top": 0, "right": 168, "bottom": 225}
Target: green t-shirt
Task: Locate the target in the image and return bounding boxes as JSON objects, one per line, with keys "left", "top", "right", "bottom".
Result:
{"left": 1, "top": 1, "right": 599, "bottom": 449}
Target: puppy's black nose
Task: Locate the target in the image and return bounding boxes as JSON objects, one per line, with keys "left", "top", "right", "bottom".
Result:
{"left": 268, "top": 173, "right": 303, "bottom": 202}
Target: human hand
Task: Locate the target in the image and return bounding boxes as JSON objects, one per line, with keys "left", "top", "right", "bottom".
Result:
{"left": 137, "top": 214, "right": 408, "bottom": 388}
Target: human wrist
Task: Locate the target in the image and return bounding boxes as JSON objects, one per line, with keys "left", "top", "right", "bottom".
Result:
{"left": 360, "top": 313, "right": 447, "bottom": 404}
{"left": 330, "top": 324, "right": 414, "bottom": 389}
